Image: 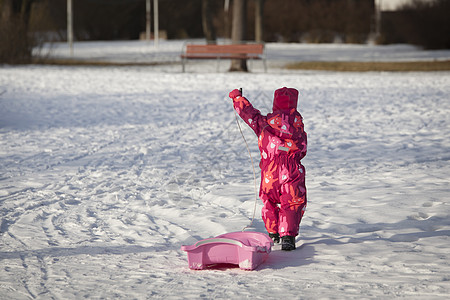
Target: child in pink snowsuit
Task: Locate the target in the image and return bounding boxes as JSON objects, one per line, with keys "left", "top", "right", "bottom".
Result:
{"left": 229, "top": 87, "right": 307, "bottom": 251}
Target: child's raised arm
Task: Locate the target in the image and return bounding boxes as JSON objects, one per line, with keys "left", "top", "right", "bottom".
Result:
{"left": 228, "top": 89, "right": 266, "bottom": 136}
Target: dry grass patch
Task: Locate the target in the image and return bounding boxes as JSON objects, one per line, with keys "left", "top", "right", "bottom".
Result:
{"left": 285, "top": 60, "right": 450, "bottom": 72}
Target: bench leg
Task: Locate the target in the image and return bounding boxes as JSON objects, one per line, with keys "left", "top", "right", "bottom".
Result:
{"left": 182, "top": 58, "right": 185, "bottom": 73}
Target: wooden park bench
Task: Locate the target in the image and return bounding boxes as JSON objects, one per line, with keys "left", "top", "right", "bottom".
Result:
{"left": 181, "top": 43, "right": 267, "bottom": 72}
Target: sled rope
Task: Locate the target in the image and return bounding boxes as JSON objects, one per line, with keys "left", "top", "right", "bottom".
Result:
{"left": 233, "top": 89, "right": 259, "bottom": 232}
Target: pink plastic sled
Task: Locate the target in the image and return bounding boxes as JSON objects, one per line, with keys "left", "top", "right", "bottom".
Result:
{"left": 181, "top": 231, "right": 273, "bottom": 270}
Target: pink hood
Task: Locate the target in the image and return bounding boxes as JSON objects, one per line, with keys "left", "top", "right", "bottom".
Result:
{"left": 272, "top": 87, "right": 299, "bottom": 112}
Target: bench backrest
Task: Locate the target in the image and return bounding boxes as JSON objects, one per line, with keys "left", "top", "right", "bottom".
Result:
{"left": 185, "top": 44, "right": 264, "bottom": 55}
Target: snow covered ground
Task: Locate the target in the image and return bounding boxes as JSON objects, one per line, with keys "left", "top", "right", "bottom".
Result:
{"left": 1, "top": 41, "right": 450, "bottom": 299}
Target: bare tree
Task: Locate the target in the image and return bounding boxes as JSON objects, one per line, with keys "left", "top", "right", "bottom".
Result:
{"left": 1, "top": 0, "right": 34, "bottom": 24}
{"left": 202, "top": 0, "right": 216, "bottom": 44}
{"left": 230, "top": 0, "right": 248, "bottom": 72}
{"left": 0, "top": 0, "right": 37, "bottom": 63}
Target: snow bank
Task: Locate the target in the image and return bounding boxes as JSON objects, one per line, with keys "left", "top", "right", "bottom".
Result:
{"left": 37, "top": 39, "right": 450, "bottom": 67}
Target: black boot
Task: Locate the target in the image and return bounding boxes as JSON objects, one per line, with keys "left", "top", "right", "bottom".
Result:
{"left": 269, "top": 233, "right": 280, "bottom": 244}
{"left": 281, "top": 235, "right": 296, "bottom": 251}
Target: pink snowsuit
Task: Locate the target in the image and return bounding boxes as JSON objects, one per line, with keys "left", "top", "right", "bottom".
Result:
{"left": 231, "top": 87, "right": 307, "bottom": 237}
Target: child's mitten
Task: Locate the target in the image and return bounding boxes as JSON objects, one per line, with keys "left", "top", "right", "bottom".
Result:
{"left": 229, "top": 89, "right": 242, "bottom": 100}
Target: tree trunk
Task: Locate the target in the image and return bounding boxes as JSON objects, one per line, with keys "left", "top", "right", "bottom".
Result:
{"left": 202, "top": 0, "right": 216, "bottom": 44}
{"left": 229, "top": 0, "right": 247, "bottom": 72}
{"left": 255, "top": 0, "right": 264, "bottom": 42}
{"left": 20, "top": 0, "right": 33, "bottom": 27}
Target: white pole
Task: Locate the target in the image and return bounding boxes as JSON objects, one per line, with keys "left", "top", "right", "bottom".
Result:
{"left": 376, "top": 0, "right": 382, "bottom": 39}
{"left": 154, "top": 0, "right": 159, "bottom": 48}
{"left": 67, "top": 0, "right": 73, "bottom": 56}
{"left": 146, "top": 0, "right": 151, "bottom": 41}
